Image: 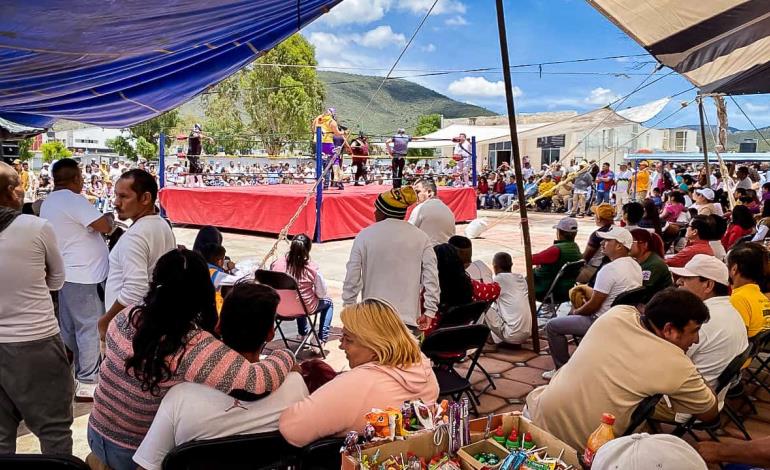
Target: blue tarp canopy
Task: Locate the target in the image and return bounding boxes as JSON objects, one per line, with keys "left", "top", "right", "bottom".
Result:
{"left": 0, "top": 0, "right": 340, "bottom": 129}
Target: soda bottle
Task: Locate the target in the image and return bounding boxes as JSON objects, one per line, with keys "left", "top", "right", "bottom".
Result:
{"left": 583, "top": 413, "right": 615, "bottom": 467}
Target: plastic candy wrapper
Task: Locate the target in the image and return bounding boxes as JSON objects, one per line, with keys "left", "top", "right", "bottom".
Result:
{"left": 360, "top": 451, "right": 460, "bottom": 470}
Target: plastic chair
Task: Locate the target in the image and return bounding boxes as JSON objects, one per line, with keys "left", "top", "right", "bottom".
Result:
{"left": 421, "top": 324, "right": 491, "bottom": 416}
{"left": 300, "top": 437, "right": 345, "bottom": 470}
{"left": 621, "top": 394, "right": 662, "bottom": 436}
{"left": 162, "top": 431, "right": 300, "bottom": 470}
{"left": 744, "top": 329, "right": 770, "bottom": 398}
{"left": 535, "top": 259, "right": 585, "bottom": 318}
{"left": 611, "top": 285, "right": 650, "bottom": 308}
{"left": 670, "top": 344, "right": 755, "bottom": 442}
{"left": 255, "top": 269, "right": 325, "bottom": 358}
{"left": 0, "top": 455, "right": 89, "bottom": 470}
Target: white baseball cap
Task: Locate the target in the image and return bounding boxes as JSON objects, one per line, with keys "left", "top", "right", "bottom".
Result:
{"left": 695, "top": 188, "right": 715, "bottom": 201}
{"left": 596, "top": 226, "right": 633, "bottom": 250}
{"left": 593, "top": 433, "right": 706, "bottom": 470}
{"left": 553, "top": 217, "right": 578, "bottom": 233}
{"left": 669, "top": 254, "right": 729, "bottom": 286}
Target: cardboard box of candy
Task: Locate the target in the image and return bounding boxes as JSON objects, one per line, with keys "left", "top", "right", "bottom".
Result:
{"left": 468, "top": 413, "right": 580, "bottom": 469}
{"left": 340, "top": 428, "right": 451, "bottom": 470}
{"left": 457, "top": 438, "right": 509, "bottom": 470}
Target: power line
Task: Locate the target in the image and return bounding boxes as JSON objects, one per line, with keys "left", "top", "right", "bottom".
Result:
{"left": 729, "top": 95, "right": 770, "bottom": 149}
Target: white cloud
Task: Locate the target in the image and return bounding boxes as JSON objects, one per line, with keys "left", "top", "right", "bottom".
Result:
{"left": 584, "top": 87, "right": 620, "bottom": 106}
{"left": 421, "top": 43, "right": 436, "bottom": 52}
{"left": 357, "top": 25, "right": 406, "bottom": 48}
{"left": 445, "top": 15, "right": 468, "bottom": 26}
{"left": 320, "top": 0, "right": 393, "bottom": 26}
{"left": 447, "top": 76, "right": 522, "bottom": 98}
{"left": 397, "top": 0, "right": 466, "bottom": 15}
{"left": 744, "top": 102, "right": 770, "bottom": 113}
{"left": 614, "top": 56, "right": 630, "bottom": 63}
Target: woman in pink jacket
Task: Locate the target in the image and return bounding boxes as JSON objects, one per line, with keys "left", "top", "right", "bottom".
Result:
{"left": 279, "top": 298, "right": 439, "bottom": 446}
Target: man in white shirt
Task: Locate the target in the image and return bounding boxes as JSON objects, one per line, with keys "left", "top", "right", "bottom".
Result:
{"left": 40, "top": 159, "right": 114, "bottom": 400}
{"left": 485, "top": 252, "right": 530, "bottom": 344}
{"left": 133, "top": 282, "right": 309, "bottom": 470}
{"left": 736, "top": 166, "right": 753, "bottom": 190}
{"left": 614, "top": 162, "right": 632, "bottom": 220}
{"left": 543, "top": 226, "right": 642, "bottom": 378}
{"left": 452, "top": 133, "right": 473, "bottom": 186}
{"left": 99, "top": 169, "right": 176, "bottom": 339}
{"left": 409, "top": 178, "right": 456, "bottom": 245}
{"left": 343, "top": 186, "right": 440, "bottom": 330}
{"left": 0, "top": 162, "right": 73, "bottom": 454}
{"left": 671, "top": 255, "right": 748, "bottom": 408}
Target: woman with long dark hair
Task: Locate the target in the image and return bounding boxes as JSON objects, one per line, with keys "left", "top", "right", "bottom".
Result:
{"left": 639, "top": 199, "right": 664, "bottom": 237}
{"left": 88, "top": 249, "right": 294, "bottom": 470}
{"left": 723, "top": 205, "right": 756, "bottom": 250}
{"left": 271, "top": 234, "right": 334, "bottom": 343}
{"left": 432, "top": 244, "right": 500, "bottom": 323}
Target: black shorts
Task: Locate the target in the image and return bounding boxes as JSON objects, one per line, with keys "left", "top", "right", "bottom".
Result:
{"left": 188, "top": 155, "right": 203, "bottom": 174}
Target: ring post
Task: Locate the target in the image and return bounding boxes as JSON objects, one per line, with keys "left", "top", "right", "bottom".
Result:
{"left": 159, "top": 132, "right": 166, "bottom": 218}
{"left": 314, "top": 127, "right": 323, "bottom": 242}
{"left": 471, "top": 135, "right": 477, "bottom": 186}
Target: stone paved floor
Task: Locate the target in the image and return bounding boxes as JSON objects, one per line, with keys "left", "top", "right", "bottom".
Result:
{"left": 16, "top": 209, "right": 770, "bottom": 468}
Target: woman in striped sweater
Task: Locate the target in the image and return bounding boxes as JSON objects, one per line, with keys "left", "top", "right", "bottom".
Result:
{"left": 88, "top": 249, "right": 295, "bottom": 470}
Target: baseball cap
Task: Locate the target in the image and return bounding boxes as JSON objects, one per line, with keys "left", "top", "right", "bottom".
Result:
{"left": 553, "top": 217, "right": 578, "bottom": 233}
{"left": 592, "top": 433, "right": 706, "bottom": 470}
{"left": 596, "top": 226, "right": 633, "bottom": 250}
{"left": 669, "top": 254, "right": 729, "bottom": 286}
{"left": 694, "top": 188, "right": 715, "bottom": 201}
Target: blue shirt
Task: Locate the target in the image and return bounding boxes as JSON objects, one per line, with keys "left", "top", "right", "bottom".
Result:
{"left": 504, "top": 183, "right": 518, "bottom": 195}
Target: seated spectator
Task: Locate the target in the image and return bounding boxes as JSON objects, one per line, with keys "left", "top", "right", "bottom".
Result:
{"left": 630, "top": 229, "right": 672, "bottom": 293}
{"left": 639, "top": 198, "right": 665, "bottom": 237}
{"left": 524, "top": 176, "right": 538, "bottom": 199}
{"left": 650, "top": 187, "right": 663, "bottom": 209}
{"left": 271, "top": 234, "right": 333, "bottom": 343}
{"left": 476, "top": 175, "right": 490, "bottom": 209}
{"left": 193, "top": 225, "right": 235, "bottom": 272}
{"left": 551, "top": 179, "right": 572, "bottom": 213}
{"left": 542, "top": 227, "right": 642, "bottom": 378}
{"left": 133, "top": 282, "right": 309, "bottom": 470}
{"left": 449, "top": 235, "right": 493, "bottom": 282}
{"left": 728, "top": 242, "right": 770, "bottom": 338}
{"left": 671, "top": 255, "right": 748, "bottom": 410}
{"left": 532, "top": 217, "right": 582, "bottom": 301}
{"left": 594, "top": 434, "right": 707, "bottom": 470}
{"left": 692, "top": 188, "right": 719, "bottom": 216}
{"left": 279, "top": 299, "right": 439, "bottom": 446}
{"left": 484, "top": 252, "right": 530, "bottom": 344}
{"left": 536, "top": 174, "right": 556, "bottom": 211}
{"left": 666, "top": 215, "right": 715, "bottom": 268}
{"left": 698, "top": 436, "right": 770, "bottom": 468}
{"left": 621, "top": 201, "right": 644, "bottom": 231}
{"left": 491, "top": 173, "right": 506, "bottom": 208}
{"left": 660, "top": 190, "right": 686, "bottom": 223}
{"left": 497, "top": 176, "right": 518, "bottom": 209}
{"left": 752, "top": 199, "right": 770, "bottom": 242}
{"left": 433, "top": 243, "right": 500, "bottom": 321}
{"left": 89, "top": 249, "right": 294, "bottom": 470}
{"left": 580, "top": 203, "right": 615, "bottom": 282}
{"left": 526, "top": 288, "right": 718, "bottom": 450}
{"left": 722, "top": 204, "right": 755, "bottom": 250}
{"left": 200, "top": 243, "right": 228, "bottom": 313}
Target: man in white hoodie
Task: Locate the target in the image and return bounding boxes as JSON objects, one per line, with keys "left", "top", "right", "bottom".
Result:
{"left": 484, "top": 252, "right": 531, "bottom": 344}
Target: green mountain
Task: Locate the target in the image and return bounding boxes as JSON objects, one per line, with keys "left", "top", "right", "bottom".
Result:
{"left": 318, "top": 71, "right": 495, "bottom": 135}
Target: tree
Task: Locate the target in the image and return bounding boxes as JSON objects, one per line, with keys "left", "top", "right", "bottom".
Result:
{"left": 408, "top": 113, "right": 441, "bottom": 160}
{"left": 17, "top": 138, "right": 34, "bottom": 161}
{"left": 130, "top": 110, "right": 180, "bottom": 148}
{"left": 40, "top": 141, "right": 72, "bottom": 163}
{"left": 241, "top": 34, "right": 325, "bottom": 156}
{"left": 106, "top": 136, "right": 137, "bottom": 161}
{"left": 135, "top": 136, "right": 157, "bottom": 161}
{"left": 202, "top": 74, "right": 249, "bottom": 155}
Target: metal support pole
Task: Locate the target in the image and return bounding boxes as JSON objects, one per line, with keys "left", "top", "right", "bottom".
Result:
{"left": 159, "top": 132, "right": 166, "bottom": 218}
{"left": 471, "top": 136, "right": 477, "bottom": 186}
{"left": 495, "top": 0, "right": 540, "bottom": 352}
{"left": 314, "top": 127, "right": 323, "bottom": 243}
{"left": 697, "top": 95, "right": 711, "bottom": 187}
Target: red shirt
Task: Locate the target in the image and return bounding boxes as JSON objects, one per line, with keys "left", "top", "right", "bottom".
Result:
{"left": 722, "top": 224, "right": 754, "bottom": 250}
{"left": 477, "top": 180, "right": 490, "bottom": 194}
{"left": 665, "top": 239, "right": 713, "bottom": 268}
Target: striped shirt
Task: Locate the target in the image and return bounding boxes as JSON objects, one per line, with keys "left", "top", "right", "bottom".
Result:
{"left": 89, "top": 309, "right": 295, "bottom": 449}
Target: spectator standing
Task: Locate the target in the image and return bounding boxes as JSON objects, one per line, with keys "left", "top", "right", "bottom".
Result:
{"left": 594, "top": 162, "right": 614, "bottom": 205}
{"left": 100, "top": 169, "right": 176, "bottom": 338}
{"left": 728, "top": 243, "right": 770, "bottom": 338}
{"left": 569, "top": 164, "right": 592, "bottom": 217}
{"left": 409, "top": 178, "right": 456, "bottom": 245}
{"left": 40, "top": 158, "right": 114, "bottom": 400}
{"left": 343, "top": 187, "right": 440, "bottom": 330}
{"left": 629, "top": 229, "right": 672, "bottom": 293}
{"left": 614, "top": 162, "right": 632, "bottom": 218}
{"left": 631, "top": 161, "right": 650, "bottom": 200}
{"left": 542, "top": 226, "right": 642, "bottom": 378}
{"left": 385, "top": 129, "right": 411, "bottom": 189}
{"left": 0, "top": 162, "right": 72, "bottom": 454}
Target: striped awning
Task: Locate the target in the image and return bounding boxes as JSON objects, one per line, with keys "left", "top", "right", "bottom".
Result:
{"left": 588, "top": 0, "right": 770, "bottom": 95}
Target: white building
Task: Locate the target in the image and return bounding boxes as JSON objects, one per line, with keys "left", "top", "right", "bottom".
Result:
{"left": 43, "top": 127, "right": 126, "bottom": 155}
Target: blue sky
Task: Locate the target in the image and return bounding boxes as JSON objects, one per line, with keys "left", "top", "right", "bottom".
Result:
{"left": 303, "top": 0, "right": 770, "bottom": 132}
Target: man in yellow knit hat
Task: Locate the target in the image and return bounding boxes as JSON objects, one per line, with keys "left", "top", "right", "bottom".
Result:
{"left": 343, "top": 186, "right": 440, "bottom": 330}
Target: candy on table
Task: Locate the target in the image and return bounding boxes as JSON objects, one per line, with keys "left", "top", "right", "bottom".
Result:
{"left": 504, "top": 429, "right": 519, "bottom": 451}
{"left": 492, "top": 426, "right": 506, "bottom": 445}
{"left": 522, "top": 432, "right": 535, "bottom": 450}
{"left": 473, "top": 452, "right": 500, "bottom": 466}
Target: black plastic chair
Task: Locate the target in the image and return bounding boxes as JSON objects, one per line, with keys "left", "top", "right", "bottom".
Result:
{"left": 745, "top": 329, "right": 770, "bottom": 398}
{"left": 421, "top": 324, "right": 491, "bottom": 416}
{"left": 162, "top": 431, "right": 300, "bottom": 470}
{"left": 621, "top": 394, "right": 662, "bottom": 436}
{"left": 671, "top": 344, "right": 755, "bottom": 442}
{"left": 255, "top": 269, "right": 325, "bottom": 358}
{"left": 611, "top": 285, "right": 651, "bottom": 308}
{"left": 436, "top": 301, "right": 490, "bottom": 328}
{"left": 300, "top": 437, "right": 345, "bottom": 470}
{"left": 0, "top": 455, "right": 89, "bottom": 470}
{"left": 535, "top": 259, "right": 585, "bottom": 318}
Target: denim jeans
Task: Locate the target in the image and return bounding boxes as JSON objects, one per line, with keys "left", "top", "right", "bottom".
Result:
{"left": 595, "top": 190, "right": 611, "bottom": 205}
{"left": 545, "top": 314, "right": 596, "bottom": 369}
{"left": 58, "top": 281, "right": 104, "bottom": 384}
{"left": 297, "top": 299, "right": 334, "bottom": 341}
{"left": 88, "top": 425, "right": 136, "bottom": 470}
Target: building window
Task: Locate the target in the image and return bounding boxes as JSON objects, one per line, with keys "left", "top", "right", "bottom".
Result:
{"left": 541, "top": 148, "right": 560, "bottom": 165}
{"left": 675, "top": 131, "right": 687, "bottom": 151}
